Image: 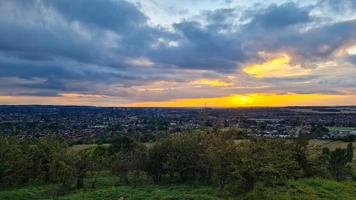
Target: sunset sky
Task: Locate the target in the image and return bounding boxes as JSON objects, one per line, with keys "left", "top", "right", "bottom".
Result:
{"left": 0, "top": 0, "right": 356, "bottom": 107}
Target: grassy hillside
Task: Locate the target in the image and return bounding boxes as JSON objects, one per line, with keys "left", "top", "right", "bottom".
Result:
{"left": 1, "top": 175, "right": 355, "bottom": 200}
{"left": 242, "top": 178, "right": 356, "bottom": 200}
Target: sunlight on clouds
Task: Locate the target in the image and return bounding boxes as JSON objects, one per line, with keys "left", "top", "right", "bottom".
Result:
{"left": 190, "top": 79, "right": 232, "bottom": 87}
{"left": 243, "top": 55, "right": 311, "bottom": 78}
{"left": 125, "top": 57, "right": 154, "bottom": 67}
{"left": 125, "top": 93, "right": 356, "bottom": 107}
{"left": 335, "top": 43, "right": 356, "bottom": 57}
{"left": 346, "top": 45, "right": 356, "bottom": 55}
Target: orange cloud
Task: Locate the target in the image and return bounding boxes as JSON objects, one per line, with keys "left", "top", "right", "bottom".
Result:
{"left": 243, "top": 55, "right": 311, "bottom": 78}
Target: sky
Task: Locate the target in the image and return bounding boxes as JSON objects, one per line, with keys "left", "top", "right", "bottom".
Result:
{"left": 0, "top": 0, "right": 356, "bottom": 107}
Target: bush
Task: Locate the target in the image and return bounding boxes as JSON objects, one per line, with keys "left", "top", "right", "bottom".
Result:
{"left": 127, "top": 170, "right": 153, "bottom": 186}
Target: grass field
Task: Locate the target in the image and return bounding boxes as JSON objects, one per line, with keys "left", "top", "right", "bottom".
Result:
{"left": 241, "top": 178, "right": 356, "bottom": 200}
{"left": 326, "top": 127, "right": 356, "bottom": 132}
{"left": 308, "top": 139, "right": 356, "bottom": 160}
{"left": 69, "top": 144, "right": 110, "bottom": 152}
{"left": 1, "top": 174, "right": 355, "bottom": 200}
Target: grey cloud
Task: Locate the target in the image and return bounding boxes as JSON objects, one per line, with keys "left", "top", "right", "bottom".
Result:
{"left": 47, "top": 0, "right": 147, "bottom": 32}
{"left": 245, "top": 2, "right": 311, "bottom": 30}
{"left": 149, "top": 2, "right": 316, "bottom": 72}
{"left": 347, "top": 55, "right": 356, "bottom": 65}
{"left": 284, "top": 19, "right": 356, "bottom": 61}
{"left": 150, "top": 21, "right": 246, "bottom": 72}
{"left": 206, "top": 8, "right": 235, "bottom": 22}
{"left": 320, "top": 0, "right": 356, "bottom": 11}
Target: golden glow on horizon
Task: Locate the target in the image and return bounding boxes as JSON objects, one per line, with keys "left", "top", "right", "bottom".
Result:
{"left": 243, "top": 55, "right": 311, "bottom": 78}
{"left": 190, "top": 79, "right": 232, "bottom": 87}
{"left": 230, "top": 95, "right": 253, "bottom": 105}
{"left": 126, "top": 93, "right": 356, "bottom": 107}
{"left": 0, "top": 93, "right": 355, "bottom": 107}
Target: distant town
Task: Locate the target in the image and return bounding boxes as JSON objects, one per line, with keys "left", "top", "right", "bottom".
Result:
{"left": 0, "top": 105, "right": 355, "bottom": 142}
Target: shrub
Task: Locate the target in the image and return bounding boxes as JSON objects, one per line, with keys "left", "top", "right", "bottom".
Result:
{"left": 127, "top": 170, "right": 153, "bottom": 186}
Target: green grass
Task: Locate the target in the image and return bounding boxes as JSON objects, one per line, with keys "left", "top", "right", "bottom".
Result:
{"left": 327, "top": 126, "right": 356, "bottom": 132}
{"left": 0, "top": 185, "right": 53, "bottom": 200}
{"left": 0, "top": 175, "right": 355, "bottom": 200}
{"left": 242, "top": 178, "right": 356, "bottom": 200}
{"left": 59, "top": 185, "right": 219, "bottom": 200}
{"left": 69, "top": 144, "right": 110, "bottom": 152}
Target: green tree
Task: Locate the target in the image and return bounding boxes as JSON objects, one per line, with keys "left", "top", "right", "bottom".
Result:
{"left": 111, "top": 142, "right": 147, "bottom": 184}
{"left": 346, "top": 143, "right": 353, "bottom": 162}
{"left": 110, "top": 134, "right": 137, "bottom": 153}
{"left": 166, "top": 134, "right": 210, "bottom": 182}
{"left": 207, "top": 134, "right": 241, "bottom": 191}
{"left": 292, "top": 134, "right": 312, "bottom": 177}
{"left": 323, "top": 147, "right": 352, "bottom": 181}
{"left": 240, "top": 138, "right": 303, "bottom": 187}
{"left": 73, "top": 149, "right": 93, "bottom": 189}
{"left": 146, "top": 141, "right": 167, "bottom": 183}
{"left": 0, "top": 137, "right": 31, "bottom": 186}
{"left": 310, "top": 124, "right": 329, "bottom": 138}
{"left": 29, "top": 137, "right": 71, "bottom": 184}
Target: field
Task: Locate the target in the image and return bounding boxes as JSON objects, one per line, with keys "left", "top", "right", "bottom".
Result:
{"left": 73, "top": 139, "right": 355, "bottom": 148}
{"left": 308, "top": 139, "right": 356, "bottom": 160}
{"left": 327, "top": 126, "right": 356, "bottom": 132}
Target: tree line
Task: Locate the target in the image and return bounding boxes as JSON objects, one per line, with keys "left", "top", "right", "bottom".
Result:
{"left": 0, "top": 128, "right": 354, "bottom": 196}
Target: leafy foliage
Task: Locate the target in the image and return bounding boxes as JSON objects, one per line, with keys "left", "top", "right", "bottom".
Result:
{"left": 0, "top": 131, "right": 354, "bottom": 198}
